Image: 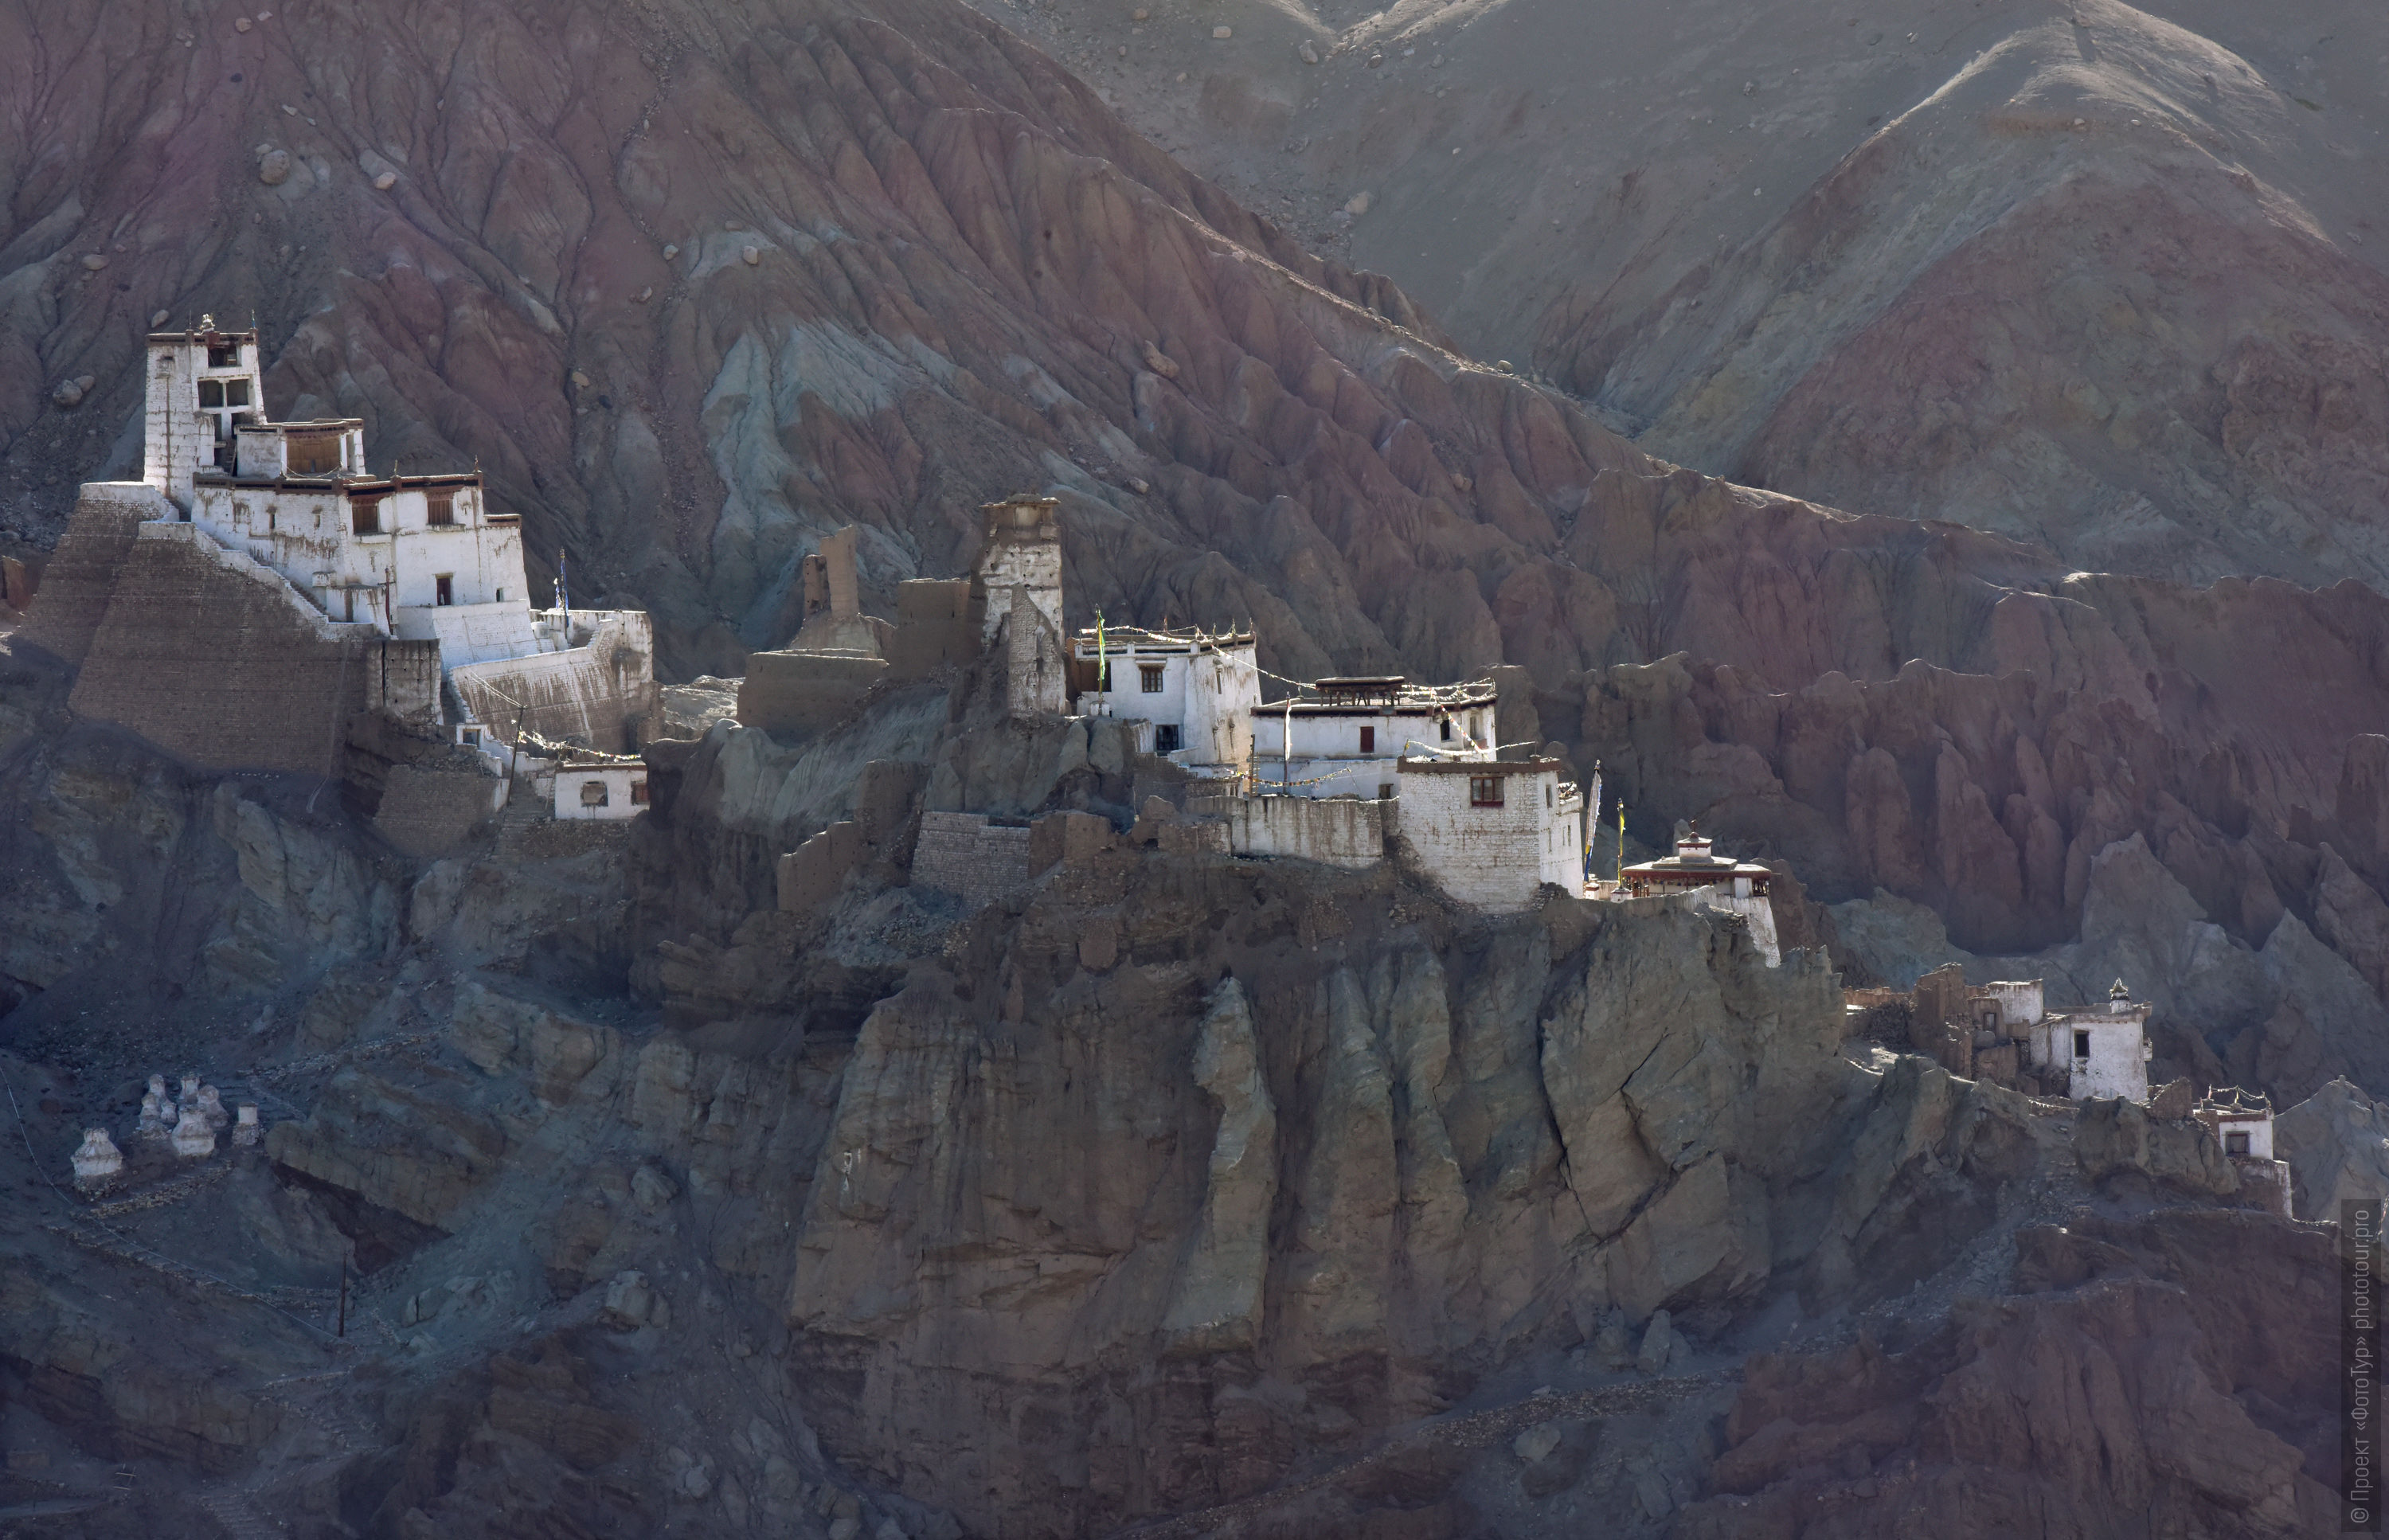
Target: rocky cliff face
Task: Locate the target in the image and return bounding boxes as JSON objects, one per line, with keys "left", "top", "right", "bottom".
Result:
{"left": 0, "top": 651, "right": 2354, "bottom": 1536}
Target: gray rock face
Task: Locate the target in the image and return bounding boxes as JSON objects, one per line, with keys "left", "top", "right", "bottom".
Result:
{"left": 2278, "top": 1079, "right": 2389, "bottom": 1221}
{"left": 1159, "top": 978, "right": 1276, "bottom": 1354}
{"left": 2072, "top": 1096, "right": 2239, "bottom": 1198}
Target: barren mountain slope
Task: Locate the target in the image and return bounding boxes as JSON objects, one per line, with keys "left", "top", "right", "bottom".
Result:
{"left": 969, "top": 0, "right": 2389, "bottom": 588}
{"left": 10, "top": 0, "right": 2389, "bottom": 1108}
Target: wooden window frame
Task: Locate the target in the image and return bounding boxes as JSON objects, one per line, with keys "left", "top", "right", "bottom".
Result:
{"left": 1140, "top": 663, "right": 1165, "bottom": 694}
{"left": 1469, "top": 776, "right": 1504, "bottom": 807}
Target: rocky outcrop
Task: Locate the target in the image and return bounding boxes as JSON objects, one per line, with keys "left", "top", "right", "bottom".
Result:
{"left": 2278, "top": 1078, "right": 2389, "bottom": 1222}
{"left": 1686, "top": 1208, "right": 2338, "bottom": 1536}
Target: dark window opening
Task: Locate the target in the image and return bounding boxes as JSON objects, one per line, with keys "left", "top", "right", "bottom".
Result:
{"left": 225, "top": 379, "right": 250, "bottom": 406}
{"left": 630, "top": 780, "right": 651, "bottom": 807}
{"left": 581, "top": 780, "right": 609, "bottom": 807}
{"left": 1378, "top": 783, "right": 1394, "bottom": 801}
{"left": 1155, "top": 724, "right": 1181, "bottom": 753}
{"left": 435, "top": 574, "right": 453, "bottom": 607}
{"left": 197, "top": 379, "right": 224, "bottom": 408}
{"left": 351, "top": 500, "right": 381, "bottom": 535}
{"left": 1140, "top": 664, "right": 1165, "bottom": 693}
{"left": 2224, "top": 1131, "right": 2250, "bottom": 1156}
{"left": 207, "top": 344, "right": 239, "bottom": 369}
{"left": 1440, "top": 717, "right": 1453, "bottom": 742}
{"left": 1359, "top": 725, "right": 1375, "bottom": 754}
{"left": 342, "top": 589, "right": 355, "bottom": 622}
{"left": 1545, "top": 784, "right": 1554, "bottom": 807}
{"left": 2073, "top": 1030, "right": 2091, "bottom": 1059}
{"left": 426, "top": 489, "right": 455, "bottom": 526}
{"left": 1470, "top": 776, "right": 1504, "bottom": 807}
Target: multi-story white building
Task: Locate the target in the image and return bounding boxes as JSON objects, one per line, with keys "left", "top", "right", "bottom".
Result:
{"left": 125, "top": 318, "right": 652, "bottom": 749}
{"left": 1073, "top": 624, "right": 1258, "bottom": 772}
{"left": 1249, "top": 676, "right": 1499, "bottom": 798}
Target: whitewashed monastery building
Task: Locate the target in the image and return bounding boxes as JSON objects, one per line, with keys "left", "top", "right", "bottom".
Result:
{"left": 22, "top": 319, "right": 654, "bottom": 788}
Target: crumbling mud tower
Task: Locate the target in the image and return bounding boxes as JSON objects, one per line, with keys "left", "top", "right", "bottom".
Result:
{"left": 973, "top": 495, "right": 1065, "bottom": 719}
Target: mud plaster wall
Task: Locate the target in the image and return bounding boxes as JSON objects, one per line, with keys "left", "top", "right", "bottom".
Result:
{"left": 736, "top": 651, "right": 888, "bottom": 738}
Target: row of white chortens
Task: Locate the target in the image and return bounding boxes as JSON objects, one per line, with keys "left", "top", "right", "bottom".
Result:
{"left": 71, "top": 1071, "right": 260, "bottom": 1190}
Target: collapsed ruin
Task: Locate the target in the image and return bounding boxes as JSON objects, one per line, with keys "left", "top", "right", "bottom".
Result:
{"left": 1849, "top": 967, "right": 2158, "bottom": 1102}
{"left": 16, "top": 319, "right": 656, "bottom": 839}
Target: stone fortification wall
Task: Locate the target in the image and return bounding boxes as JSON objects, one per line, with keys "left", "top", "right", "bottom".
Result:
{"left": 68, "top": 521, "right": 386, "bottom": 777}
{"left": 910, "top": 811, "right": 1032, "bottom": 906}
{"left": 735, "top": 651, "right": 888, "bottom": 738}
{"left": 17, "top": 483, "right": 172, "bottom": 666}
{"left": 1188, "top": 792, "right": 1386, "bottom": 869}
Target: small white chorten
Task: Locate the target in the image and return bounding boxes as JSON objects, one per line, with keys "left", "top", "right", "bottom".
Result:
{"left": 170, "top": 1104, "right": 216, "bottom": 1159}
{"left": 196, "top": 1085, "right": 228, "bottom": 1131}
{"left": 233, "top": 1104, "right": 261, "bottom": 1147}
{"left": 72, "top": 1128, "right": 124, "bottom": 1189}
{"left": 139, "top": 1092, "right": 170, "bottom": 1139}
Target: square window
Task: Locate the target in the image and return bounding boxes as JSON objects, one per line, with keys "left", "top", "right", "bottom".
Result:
{"left": 630, "top": 780, "right": 651, "bottom": 806}
{"left": 225, "top": 378, "right": 251, "bottom": 406}
{"left": 2224, "top": 1131, "right": 2249, "bottom": 1156}
{"left": 2073, "top": 1030, "right": 2090, "bottom": 1059}
{"left": 1378, "top": 783, "right": 1394, "bottom": 801}
{"left": 426, "top": 490, "right": 455, "bottom": 526}
{"left": 1155, "top": 724, "right": 1181, "bottom": 753}
{"left": 435, "top": 574, "right": 453, "bottom": 606}
{"left": 1359, "top": 725, "right": 1375, "bottom": 753}
{"left": 1140, "top": 664, "right": 1165, "bottom": 693}
{"left": 581, "top": 780, "right": 609, "bottom": 807}
{"left": 1470, "top": 776, "right": 1504, "bottom": 807}
{"left": 206, "top": 343, "right": 239, "bottom": 368}
{"left": 351, "top": 500, "right": 380, "bottom": 535}
{"left": 197, "top": 379, "right": 224, "bottom": 408}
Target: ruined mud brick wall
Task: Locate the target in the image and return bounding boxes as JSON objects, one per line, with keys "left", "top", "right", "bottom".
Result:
{"left": 909, "top": 811, "right": 1031, "bottom": 906}
{"left": 1, "top": 552, "right": 41, "bottom": 612}
{"left": 373, "top": 764, "right": 503, "bottom": 857}
{"left": 734, "top": 651, "right": 887, "bottom": 737}
{"left": 364, "top": 637, "right": 442, "bottom": 731}
{"left": 16, "top": 483, "right": 171, "bottom": 666}
{"left": 885, "top": 580, "right": 973, "bottom": 682}
{"left": 68, "top": 522, "right": 385, "bottom": 777}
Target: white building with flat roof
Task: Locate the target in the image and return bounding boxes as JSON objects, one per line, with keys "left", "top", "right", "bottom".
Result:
{"left": 1394, "top": 756, "right": 1582, "bottom": 913}
{"left": 2027, "top": 980, "right": 2152, "bottom": 1102}
{"left": 1073, "top": 624, "right": 1257, "bottom": 773}
{"left": 115, "top": 318, "right": 652, "bottom": 749}
{"left": 1250, "top": 676, "right": 1498, "bottom": 798}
